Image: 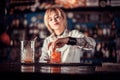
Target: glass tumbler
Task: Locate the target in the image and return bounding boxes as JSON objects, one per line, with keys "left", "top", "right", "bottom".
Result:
{"left": 20, "top": 40, "right": 35, "bottom": 63}
{"left": 50, "top": 50, "right": 61, "bottom": 63}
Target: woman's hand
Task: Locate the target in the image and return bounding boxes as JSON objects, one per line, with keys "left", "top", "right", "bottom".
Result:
{"left": 48, "top": 37, "right": 69, "bottom": 51}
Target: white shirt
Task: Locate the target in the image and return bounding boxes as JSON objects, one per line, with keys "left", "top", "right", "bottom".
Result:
{"left": 39, "top": 29, "right": 96, "bottom": 63}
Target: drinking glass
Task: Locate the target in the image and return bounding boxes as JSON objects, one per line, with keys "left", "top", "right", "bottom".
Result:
{"left": 20, "top": 40, "right": 35, "bottom": 63}
{"left": 50, "top": 50, "right": 61, "bottom": 63}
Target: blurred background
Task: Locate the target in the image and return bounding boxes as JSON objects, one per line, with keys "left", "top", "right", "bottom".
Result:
{"left": 0, "top": 0, "right": 120, "bottom": 64}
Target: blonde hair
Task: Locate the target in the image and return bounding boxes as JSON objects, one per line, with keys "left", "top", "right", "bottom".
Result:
{"left": 44, "top": 7, "right": 68, "bottom": 33}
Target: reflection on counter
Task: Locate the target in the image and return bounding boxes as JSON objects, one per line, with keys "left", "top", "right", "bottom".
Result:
{"left": 61, "top": 66, "right": 95, "bottom": 74}
{"left": 21, "top": 65, "right": 35, "bottom": 72}
{"left": 40, "top": 66, "right": 95, "bottom": 74}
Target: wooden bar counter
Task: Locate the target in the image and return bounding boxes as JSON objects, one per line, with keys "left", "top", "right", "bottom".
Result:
{"left": 0, "top": 62, "right": 120, "bottom": 80}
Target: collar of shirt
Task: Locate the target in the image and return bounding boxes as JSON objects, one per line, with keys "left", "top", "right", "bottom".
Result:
{"left": 50, "top": 29, "right": 69, "bottom": 41}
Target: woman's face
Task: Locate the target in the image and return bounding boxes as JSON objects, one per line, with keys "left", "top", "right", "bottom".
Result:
{"left": 48, "top": 11, "right": 65, "bottom": 32}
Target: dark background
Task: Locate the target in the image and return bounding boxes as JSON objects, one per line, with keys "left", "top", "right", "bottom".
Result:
{"left": 0, "top": 0, "right": 120, "bottom": 64}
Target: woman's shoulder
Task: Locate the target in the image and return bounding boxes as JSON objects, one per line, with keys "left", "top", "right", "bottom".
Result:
{"left": 69, "top": 29, "right": 84, "bottom": 37}
{"left": 43, "top": 35, "right": 51, "bottom": 41}
{"left": 70, "top": 29, "right": 84, "bottom": 33}
{"left": 43, "top": 34, "right": 53, "bottom": 42}
{"left": 70, "top": 29, "right": 79, "bottom": 33}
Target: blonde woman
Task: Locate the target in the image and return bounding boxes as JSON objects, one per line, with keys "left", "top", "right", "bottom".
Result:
{"left": 39, "top": 7, "right": 96, "bottom": 63}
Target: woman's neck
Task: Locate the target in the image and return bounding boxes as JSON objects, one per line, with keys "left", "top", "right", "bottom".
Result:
{"left": 54, "top": 29, "right": 64, "bottom": 36}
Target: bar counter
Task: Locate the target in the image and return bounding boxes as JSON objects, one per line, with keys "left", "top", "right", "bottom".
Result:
{"left": 0, "top": 62, "right": 120, "bottom": 80}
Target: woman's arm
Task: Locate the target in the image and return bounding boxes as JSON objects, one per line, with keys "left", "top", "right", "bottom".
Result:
{"left": 46, "top": 30, "right": 96, "bottom": 52}
{"left": 76, "top": 36, "right": 96, "bottom": 50}
{"left": 67, "top": 30, "right": 96, "bottom": 50}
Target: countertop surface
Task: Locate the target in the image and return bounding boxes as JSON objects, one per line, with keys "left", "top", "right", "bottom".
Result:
{"left": 0, "top": 62, "right": 120, "bottom": 80}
